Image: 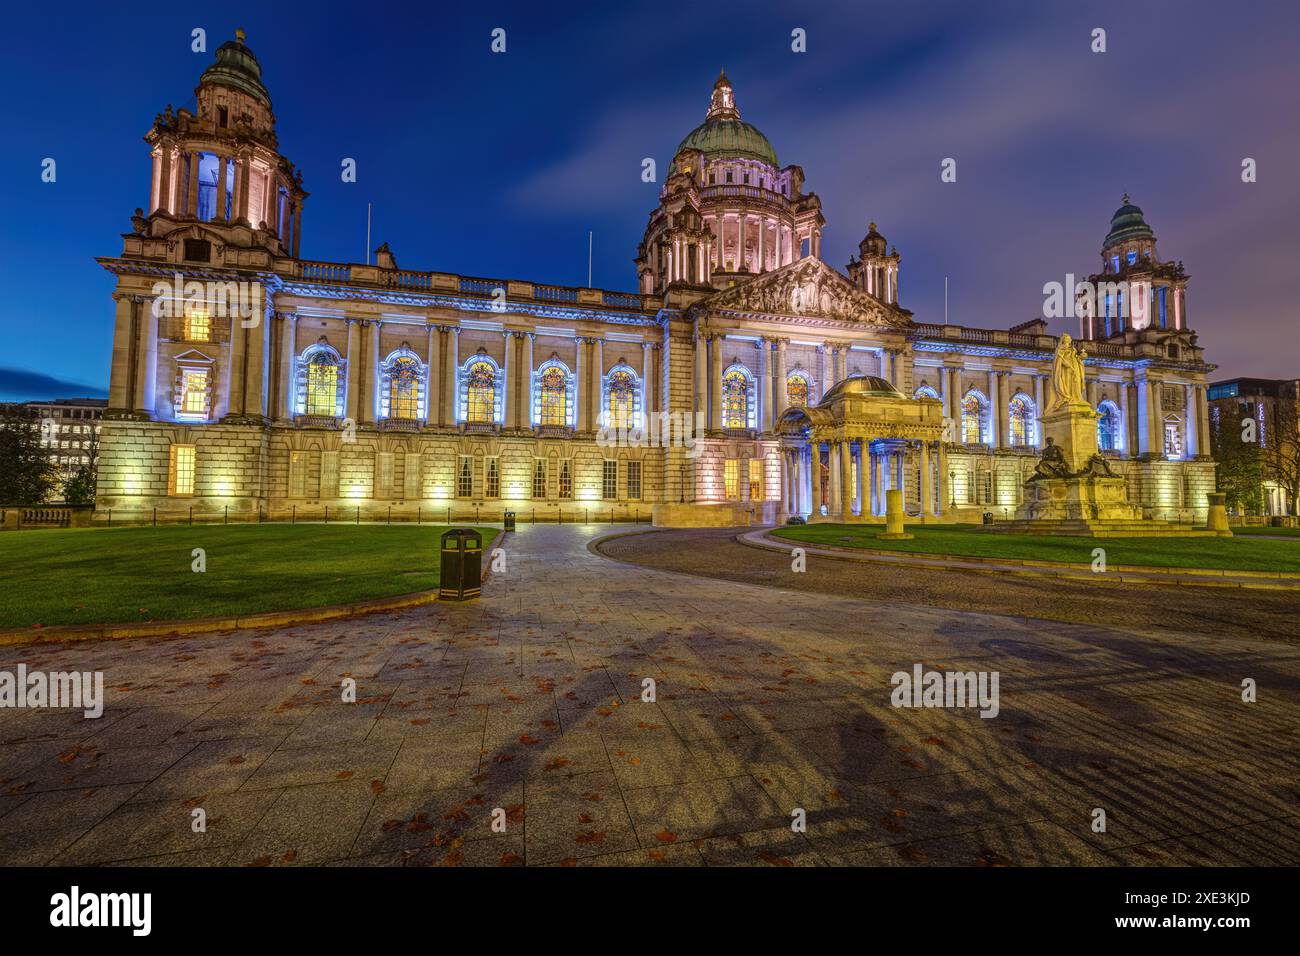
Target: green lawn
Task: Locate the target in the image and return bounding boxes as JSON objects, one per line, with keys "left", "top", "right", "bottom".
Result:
{"left": 0, "top": 525, "right": 496, "bottom": 629}
{"left": 1231, "top": 524, "right": 1300, "bottom": 537}
{"left": 771, "top": 523, "right": 1300, "bottom": 573}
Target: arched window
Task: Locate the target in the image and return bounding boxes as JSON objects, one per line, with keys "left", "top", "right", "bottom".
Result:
{"left": 961, "top": 390, "right": 988, "bottom": 445}
{"left": 460, "top": 355, "right": 502, "bottom": 425}
{"left": 379, "top": 348, "right": 425, "bottom": 420}
{"left": 604, "top": 365, "right": 641, "bottom": 429}
{"left": 913, "top": 385, "right": 939, "bottom": 400}
{"left": 533, "top": 360, "right": 574, "bottom": 428}
{"left": 723, "top": 365, "right": 756, "bottom": 429}
{"left": 295, "top": 342, "right": 345, "bottom": 418}
{"left": 1097, "top": 400, "right": 1123, "bottom": 452}
{"left": 1008, "top": 393, "right": 1035, "bottom": 446}
{"left": 785, "top": 372, "right": 809, "bottom": 410}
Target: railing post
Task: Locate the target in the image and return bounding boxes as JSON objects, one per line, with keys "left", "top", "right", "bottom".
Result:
{"left": 356, "top": 506, "right": 360, "bottom": 525}
{"left": 189, "top": 506, "right": 193, "bottom": 526}
{"left": 152, "top": 507, "right": 157, "bottom": 527}
{"left": 224, "top": 506, "right": 228, "bottom": 525}
{"left": 292, "top": 505, "right": 296, "bottom": 525}
{"left": 417, "top": 507, "right": 420, "bottom": 525}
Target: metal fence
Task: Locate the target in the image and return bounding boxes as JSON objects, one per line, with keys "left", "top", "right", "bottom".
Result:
{"left": 90, "top": 504, "right": 653, "bottom": 528}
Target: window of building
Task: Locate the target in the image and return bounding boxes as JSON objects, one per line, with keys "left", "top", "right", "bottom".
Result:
{"left": 749, "top": 462, "right": 762, "bottom": 501}
{"left": 913, "top": 385, "right": 939, "bottom": 400}
{"left": 1097, "top": 400, "right": 1122, "bottom": 452}
{"left": 786, "top": 372, "right": 809, "bottom": 409}
{"left": 185, "top": 308, "right": 211, "bottom": 341}
{"left": 1127, "top": 250, "right": 1138, "bottom": 266}
{"left": 722, "top": 365, "right": 755, "bottom": 429}
{"left": 296, "top": 343, "right": 344, "bottom": 418}
{"left": 461, "top": 356, "right": 500, "bottom": 424}
{"left": 724, "top": 459, "right": 739, "bottom": 499}
{"left": 558, "top": 459, "right": 573, "bottom": 499}
{"left": 380, "top": 349, "right": 424, "bottom": 420}
{"left": 1110, "top": 255, "right": 1120, "bottom": 273}
{"left": 169, "top": 444, "right": 196, "bottom": 496}
{"left": 626, "top": 460, "right": 642, "bottom": 499}
{"left": 485, "top": 457, "right": 499, "bottom": 498}
{"left": 535, "top": 361, "right": 572, "bottom": 427}
{"left": 457, "top": 456, "right": 472, "bottom": 497}
{"left": 605, "top": 366, "right": 641, "bottom": 429}
{"left": 602, "top": 459, "right": 618, "bottom": 499}
{"left": 533, "top": 458, "right": 548, "bottom": 498}
{"left": 178, "top": 367, "right": 209, "bottom": 419}
{"left": 961, "top": 391, "right": 988, "bottom": 444}
{"left": 1008, "top": 394, "right": 1035, "bottom": 446}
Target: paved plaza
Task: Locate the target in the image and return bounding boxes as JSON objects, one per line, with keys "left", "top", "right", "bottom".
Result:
{"left": 0, "top": 524, "right": 1297, "bottom": 866}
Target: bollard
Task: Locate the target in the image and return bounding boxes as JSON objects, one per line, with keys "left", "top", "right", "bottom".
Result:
{"left": 1206, "top": 492, "right": 1233, "bottom": 537}
{"left": 877, "top": 489, "right": 913, "bottom": 540}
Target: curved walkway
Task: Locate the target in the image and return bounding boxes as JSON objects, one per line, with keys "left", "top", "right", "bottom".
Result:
{"left": 0, "top": 523, "right": 1296, "bottom": 867}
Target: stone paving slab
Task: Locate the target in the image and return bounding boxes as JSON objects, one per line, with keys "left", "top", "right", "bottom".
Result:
{"left": 0, "top": 523, "right": 1296, "bottom": 866}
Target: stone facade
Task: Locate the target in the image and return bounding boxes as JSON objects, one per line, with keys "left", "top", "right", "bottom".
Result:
{"left": 94, "top": 34, "right": 1217, "bottom": 525}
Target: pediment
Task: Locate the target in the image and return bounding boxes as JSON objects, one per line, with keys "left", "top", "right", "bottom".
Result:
{"left": 174, "top": 348, "right": 215, "bottom": 364}
{"left": 701, "top": 258, "right": 911, "bottom": 328}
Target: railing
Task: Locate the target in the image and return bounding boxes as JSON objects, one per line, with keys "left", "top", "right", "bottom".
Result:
{"left": 381, "top": 270, "right": 433, "bottom": 290}
{"left": 92, "top": 505, "right": 653, "bottom": 527}
{"left": 1, "top": 505, "right": 94, "bottom": 530}
{"left": 913, "top": 324, "right": 993, "bottom": 343}
{"left": 602, "top": 291, "right": 645, "bottom": 310}
{"left": 294, "top": 414, "right": 341, "bottom": 429}
{"left": 533, "top": 285, "right": 578, "bottom": 304}
{"left": 700, "top": 185, "right": 792, "bottom": 205}
{"left": 378, "top": 418, "right": 422, "bottom": 433}
{"left": 298, "top": 261, "right": 351, "bottom": 283}
{"left": 1008, "top": 333, "right": 1038, "bottom": 347}
{"left": 459, "top": 277, "right": 507, "bottom": 297}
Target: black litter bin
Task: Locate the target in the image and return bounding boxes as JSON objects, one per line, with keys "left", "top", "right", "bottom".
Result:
{"left": 982, "top": 511, "right": 994, "bottom": 525}
{"left": 439, "top": 528, "right": 483, "bottom": 601}
{"left": 503, "top": 510, "right": 516, "bottom": 532}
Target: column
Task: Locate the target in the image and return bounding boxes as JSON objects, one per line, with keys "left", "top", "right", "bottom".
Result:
{"left": 344, "top": 319, "right": 359, "bottom": 421}
{"left": 279, "top": 312, "right": 297, "bottom": 420}
{"left": 1033, "top": 375, "right": 1045, "bottom": 447}
{"left": 186, "top": 151, "right": 199, "bottom": 216}
{"left": 108, "top": 294, "right": 134, "bottom": 410}
{"left": 502, "top": 332, "right": 516, "bottom": 429}
{"left": 775, "top": 338, "right": 788, "bottom": 411}
{"left": 694, "top": 327, "right": 707, "bottom": 424}
{"left": 839, "top": 441, "right": 853, "bottom": 519}
{"left": 424, "top": 325, "right": 439, "bottom": 425}
{"left": 778, "top": 449, "right": 790, "bottom": 520}
{"left": 1196, "top": 385, "right": 1211, "bottom": 459}
{"left": 874, "top": 448, "right": 886, "bottom": 514}
{"left": 760, "top": 339, "right": 774, "bottom": 432}
{"left": 361, "top": 320, "right": 380, "bottom": 423}
{"left": 828, "top": 442, "right": 841, "bottom": 516}
{"left": 936, "top": 442, "right": 948, "bottom": 515}
{"left": 739, "top": 215, "right": 746, "bottom": 271}
{"left": 155, "top": 143, "right": 173, "bottom": 215}
{"left": 444, "top": 327, "right": 459, "bottom": 425}
{"left": 641, "top": 343, "right": 653, "bottom": 422}
{"left": 855, "top": 443, "right": 867, "bottom": 517}
{"left": 810, "top": 444, "right": 823, "bottom": 517}
{"left": 1086, "top": 378, "right": 1099, "bottom": 408}
{"left": 919, "top": 441, "right": 933, "bottom": 516}
{"left": 523, "top": 333, "right": 535, "bottom": 427}
{"left": 1184, "top": 383, "right": 1198, "bottom": 457}
{"left": 576, "top": 338, "right": 590, "bottom": 432}
{"left": 711, "top": 335, "right": 723, "bottom": 430}
{"left": 133, "top": 296, "right": 158, "bottom": 416}
{"left": 988, "top": 370, "right": 1003, "bottom": 448}
{"left": 592, "top": 338, "right": 605, "bottom": 430}
{"left": 216, "top": 155, "right": 229, "bottom": 220}
{"left": 820, "top": 345, "right": 833, "bottom": 394}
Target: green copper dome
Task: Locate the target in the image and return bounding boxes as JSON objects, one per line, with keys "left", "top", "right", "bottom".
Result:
{"left": 199, "top": 29, "right": 272, "bottom": 107}
{"left": 1104, "top": 194, "right": 1154, "bottom": 247}
{"left": 675, "top": 71, "right": 778, "bottom": 167}
{"left": 819, "top": 375, "right": 903, "bottom": 405}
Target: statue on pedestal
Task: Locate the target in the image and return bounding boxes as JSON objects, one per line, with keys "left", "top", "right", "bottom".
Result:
{"left": 1048, "top": 333, "right": 1087, "bottom": 411}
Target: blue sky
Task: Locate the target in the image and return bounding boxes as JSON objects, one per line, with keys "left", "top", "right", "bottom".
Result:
{"left": 1, "top": 0, "right": 1296, "bottom": 399}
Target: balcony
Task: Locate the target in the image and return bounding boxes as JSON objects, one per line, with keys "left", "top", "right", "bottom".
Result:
{"left": 379, "top": 418, "right": 422, "bottom": 433}
{"left": 294, "top": 414, "right": 341, "bottom": 429}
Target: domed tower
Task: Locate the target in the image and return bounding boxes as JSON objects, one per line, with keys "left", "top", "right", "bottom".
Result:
{"left": 141, "top": 29, "right": 307, "bottom": 258}
{"left": 846, "top": 222, "right": 902, "bottom": 305}
{"left": 635, "top": 71, "right": 825, "bottom": 295}
{"left": 1077, "top": 196, "right": 1189, "bottom": 340}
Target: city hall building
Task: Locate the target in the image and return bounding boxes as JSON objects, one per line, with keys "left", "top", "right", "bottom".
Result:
{"left": 95, "top": 33, "right": 1217, "bottom": 525}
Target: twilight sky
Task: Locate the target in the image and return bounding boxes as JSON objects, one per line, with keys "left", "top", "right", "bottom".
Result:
{"left": 1, "top": 0, "right": 1296, "bottom": 400}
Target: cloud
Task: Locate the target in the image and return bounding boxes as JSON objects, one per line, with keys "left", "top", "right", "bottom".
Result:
{"left": 0, "top": 368, "right": 108, "bottom": 403}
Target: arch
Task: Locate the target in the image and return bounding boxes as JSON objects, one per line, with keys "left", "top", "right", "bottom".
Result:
{"left": 603, "top": 363, "right": 641, "bottom": 430}
{"left": 785, "top": 371, "right": 810, "bottom": 410}
{"left": 459, "top": 352, "right": 503, "bottom": 425}
{"left": 913, "top": 384, "right": 939, "bottom": 400}
{"left": 295, "top": 341, "right": 345, "bottom": 418}
{"left": 379, "top": 346, "right": 425, "bottom": 420}
{"left": 1008, "top": 392, "right": 1036, "bottom": 446}
{"left": 722, "top": 363, "right": 757, "bottom": 429}
{"left": 1097, "top": 399, "right": 1123, "bottom": 452}
{"left": 961, "top": 389, "right": 989, "bottom": 445}
{"left": 533, "top": 358, "right": 574, "bottom": 428}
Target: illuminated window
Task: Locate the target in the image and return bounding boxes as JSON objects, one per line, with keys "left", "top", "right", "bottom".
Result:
{"left": 602, "top": 460, "right": 618, "bottom": 499}
{"left": 913, "top": 385, "right": 939, "bottom": 400}
{"left": 463, "top": 358, "right": 500, "bottom": 424}
{"left": 558, "top": 460, "right": 573, "bottom": 499}
{"left": 485, "top": 457, "right": 499, "bottom": 498}
{"left": 533, "top": 459, "right": 548, "bottom": 498}
{"left": 962, "top": 391, "right": 988, "bottom": 444}
{"left": 724, "top": 459, "right": 739, "bottom": 499}
{"left": 457, "top": 456, "right": 472, "bottom": 497}
{"left": 626, "top": 461, "right": 642, "bottom": 499}
{"left": 786, "top": 373, "right": 809, "bottom": 409}
{"left": 1097, "top": 400, "right": 1123, "bottom": 451}
{"left": 296, "top": 343, "right": 344, "bottom": 418}
{"left": 723, "top": 365, "right": 755, "bottom": 429}
{"left": 186, "top": 308, "right": 211, "bottom": 342}
{"left": 179, "top": 368, "right": 209, "bottom": 418}
{"left": 169, "top": 444, "right": 196, "bottom": 496}
{"left": 1008, "top": 394, "right": 1035, "bottom": 446}
{"left": 536, "top": 363, "right": 570, "bottom": 427}
{"left": 380, "top": 350, "right": 424, "bottom": 420}
{"left": 749, "top": 462, "right": 762, "bottom": 501}
{"left": 1164, "top": 416, "right": 1183, "bottom": 459}
{"left": 605, "top": 366, "right": 640, "bottom": 429}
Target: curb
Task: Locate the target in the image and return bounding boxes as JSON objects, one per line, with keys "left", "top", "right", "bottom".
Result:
{"left": 0, "top": 528, "right": 507, "bottom": 647}
{"left": 742, "top": 529, "right": 1300, "bottom": 591}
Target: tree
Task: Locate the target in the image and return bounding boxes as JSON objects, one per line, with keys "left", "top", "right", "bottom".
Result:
{"left": 0, "top": 416, "right": 60, "bottom": 504}
{"left": 61, "top": 432, "right": 99, "bottom": 506}
{"left": 1260, "top": 392, "right": 1300, "bottom": 516}
{"left": 1213, "top": 429, "right": 1264, "bottom": 515}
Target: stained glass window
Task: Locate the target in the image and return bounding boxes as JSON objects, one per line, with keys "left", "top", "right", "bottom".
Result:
{"left": 306, "top": 352, "right": 339, "bottom": 416}
{"left": 723, "top": 368, "right": 752, "bottom": 429}
{"left": 1008, "top": 395, "right": 1033, "bottom": 446}
{"left": 607, "top": 368, "right": 637, "bottom": 428}
{"left": 539, "top": 365, "right": 568, "bottom": 426}
{"left": 386, "top": 355, "right": 421, "bottom": 419}
{"left": 962, "top": 392, "right": 986, "bottom": 444}
{"left": 466, "top": 360, "right": 496, "bottom": 424}
{"left": 786, "top": 373, "right": 808, "bottom": 409}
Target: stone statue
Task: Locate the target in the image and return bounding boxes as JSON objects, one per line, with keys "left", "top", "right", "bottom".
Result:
{"left": 1049, "top": 333, "right": 1087, "bottom": 411}
{"left": 1030, "top": 437, "right": 1072, "bottom": 480}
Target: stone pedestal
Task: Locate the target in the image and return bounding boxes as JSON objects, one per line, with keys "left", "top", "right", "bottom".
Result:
{"left": 877, "top": 488, "right": 913, "bottom": 539}
{"left": 1020, "top": 475, "right": 1139, "bottom": 521}
{"left": 1041, "top": 402, "right": 1100, "bottom": 473}
{"left": 1205, "top": 492, "right": 1233, "bottom": 536}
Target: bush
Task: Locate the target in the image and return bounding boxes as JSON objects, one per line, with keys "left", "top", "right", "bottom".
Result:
{"left": 785, "top": 515, "right": 806, "bottom": 525}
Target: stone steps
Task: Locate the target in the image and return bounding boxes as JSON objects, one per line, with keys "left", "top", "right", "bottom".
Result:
{"left": 983, "top": 518, "right": 1215, "bottom": 537}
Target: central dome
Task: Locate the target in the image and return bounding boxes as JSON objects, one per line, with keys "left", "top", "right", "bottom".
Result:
{"left": 199, "top": 29, "right": 272, "bottom": 106}
{"left": 1104, "top": 194, "right": 1154, "bottom": 247}
{"left": 675, "top": 71, "right": 778, "bottom": 166}
{"left": 818, "top": 375, "right": 903, "bottom": 405}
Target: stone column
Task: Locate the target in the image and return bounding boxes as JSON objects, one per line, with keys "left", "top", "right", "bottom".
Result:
{"left": 1120, "top": 381, "right": 1133, "bottom": 455}
{"left": 936, "top": 442, "right": 948, "bottom": 515}
{"left": 760, "top": 339, "right": 774, "bottom": 432}
{"left": 778, "top": 450, "right": 790, "bottom": 521}
{"left": 828, "top": 442, "right": 841, "bottom": 516}
{"left": 344, "top": 319, "right": 359, "bottom": 422}
{"left": 424, "top": 325, "right": 439, "bottom": 425}
{"left": 279, "top": 313, "right": 297, "bottom": 420}
{"left": 694, "top": 327, "right": 707, "bottom": 424}
{"left": 156, "top": 143, "right": 173, "bottom": 215}
{"left": 523, "top": 333, "right": 535, "bottom": 427}
{"left": 919, "top": 440, "right": 933, "bottom": 516}
{"left": 874, "top": 448, "right": 886, "bottom": 514}
{"left": 856, "top": 443, "right": 867, "bottom": 517}
{"left": 590, "top": 338, "right": 604, "bottom": 431}
{"left": 988, "top": 370, "right": 1002, "bottom": 447}
{"left": 1197, "top": 385, "right": 1211, "bottom": 459}
{"left": 134, "top": 296, "right": 158, "bottom": 416}
{"left": 444, "top": 327, "right": 459, "bottom": 425}
{"left": 839, "top": 441, "right": 853, "bottom": 519}
{"left": 641, "top": 342, "right": 653, "bottom": 422}
{"left": 186, "top": 151, "right": 199, "bottom": 216}
{"left": 775, "top": 338, "right": 788, "bottom": 411}
{"left": 363, "top": 320, "right": 381, "bottom": 424}
{"left": 576, "top": 338, "right": 589, "bottom": 432}
{"left": 810, "top": 444, "right": 823, "bottom": 517}
{"left": 711, "top": 335, "right": 723, "bottom": 430}
{"left": 1033, "top": 374, "right": 1045, "bottom": 447}
{"left": 1184, "top": 383, "right": 1198, "bottom": 457}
